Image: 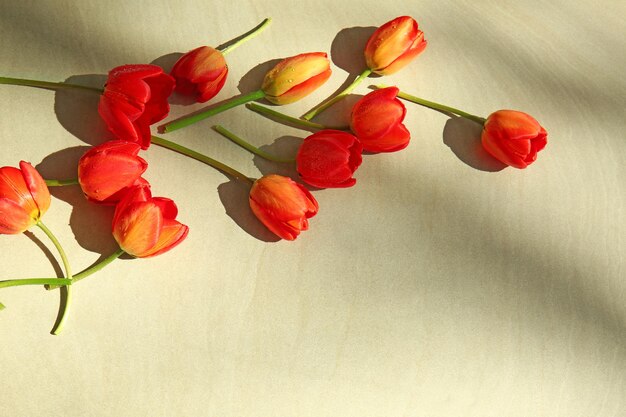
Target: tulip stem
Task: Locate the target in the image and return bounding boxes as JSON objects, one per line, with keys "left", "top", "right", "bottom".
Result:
{"left": 246, "top": 102, "right": 349, "bottom": 131}
{"left": 47, "top": 248, "right": 125, "bottom": 290}
{"left": 378, "top": 85, "right": 486, "bottom": 125}
{"left": 161, "top": 89, "right": 266, "bottom": 133}
{"left": 302, "top": 68, "right": 372, "bottom": 120}
{"left": 212, "top": 125, "right": 295, "bottom": 163}
{"left": 0, "top": 76, "right": 103, "bottom": 93}
{"left": 36, "top": 221, "right": 73, "bottom": 334}
{"left": 0, "top": 278, "right": 73, "bottom": 289}
{"left": 219, "top": 18, "right": 272, "bottom": 55}
{"left": 45, "top": 178, "right": 79, "bottom": 186}
{"left": 151, "top": 135, "right": 255, "bottom": 185}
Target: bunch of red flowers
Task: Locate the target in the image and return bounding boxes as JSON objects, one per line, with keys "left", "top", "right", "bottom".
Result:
{"left": 0, "top": 15, "right": 547, "bottom": 333}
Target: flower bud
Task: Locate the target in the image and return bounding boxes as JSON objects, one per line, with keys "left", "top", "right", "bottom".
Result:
{"left": 364, "top": 16, "right": 427, "bottom": 76}
{"left": 249, "top": 175, "right": 319, "bottom": 240}
{"left": 170, "top": 46, "right": 228, "bottom": 103}
{"left": 0, "top": 161, "right": 50, "bottom": 234}
{"left": 112, "top": 185, "right": 189, "bottom": 258}
{"left": 350, "top": 87, "right": 410, "bottom": 152}
{"left": 296, "top": 130, "right": 363, "bottom": 188}
{"left": 481, "top": 110, "right": 547, "bottom": 169}
{"left": 78, "top": 140, "right": 149, "bottom": 204}
{"left": 98, "top": 64, "right": 175, "bottom": 149}
{"left": 261, "top": 52, "right": 331, "bottom": 105}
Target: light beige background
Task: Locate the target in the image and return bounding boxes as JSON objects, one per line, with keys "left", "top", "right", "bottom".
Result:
{"left": 0, "top": 0, "right": 624, "bottom": 416}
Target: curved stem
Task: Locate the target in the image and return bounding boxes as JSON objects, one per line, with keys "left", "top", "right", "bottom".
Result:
{"left": 0, "top": 278, "right": 73, "bottom": 289}
{"left": 219, "top": 18, "right": 272, "bottom": 55}
{"left": 162, "top": 89, "right": 266, "bottom": 133}
{"left": 152, "top": 135, "right": 255, "bottom": 185}
{"left": 213, "top": 125, "right": 295, "bottom": 163}
{"left": 0, "top": 76, "right": 103, "bottom": 93}
{"left": 376, "top": 85, "right": 487, "bottom": 125}
{"left": 36, "top": 221, "right": 73, "bottom": 335}
{"left": 45, "top": 178, "right": 79, "bottom": 186}
{"left": 302, "top": 67, "right": 372, "bottom": 120}
{"left": 47, "top": 248, "right": 125, "bottom": 290}
{"left": 246, "top": 102, "right": 349, "bottom": 131}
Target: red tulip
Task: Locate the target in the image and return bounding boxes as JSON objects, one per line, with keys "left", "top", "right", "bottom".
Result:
{"left": 350, "top": 86, "right": 410, "bottom": 152}
{"left": 249, "top": 175, "right": 319, "bottom": 241}
{"left": 261, "top": 52, "right": 332, "bottom": 105}
{"left": 481, "top": 110, "right": 548, "bottom": 169}
{"left": 296, "top": 130, "right": 363, "bottom": 188}
{"left": 98, "top": 64, "right": 175, "bottom": 149}
{"left": 0, "top": 161, "right": 50, "bottom": 234}
{"left": 78, "top": 140, "right": 149, "bottom": 204}
{"left": 170, "top": 46, "right": 228, "bottom": 103}
{"left": 112, "top": 185, "right": 188, "bottom": 258}
{"left": 364, "top": 16, "right": 427, "bottom": 76}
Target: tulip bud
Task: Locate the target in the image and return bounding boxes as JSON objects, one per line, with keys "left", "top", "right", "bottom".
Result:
{"left": 481, "top": 110, "right": 548, "bottom": 169}
{"left": 350, "top": 87, "right": 410, "bottom": 152}
{"left": 78, "top": 140, "right": 149, "bottom": 204}
{"left": 249, "top": 175, "right": 319, "bottom": 240}
{"left": 171, "top": 46, "right": 228, "bottom": 103}
{"left": 0, "top": 161, "right": 51, "bottom": 234}
{"left": 261, "top": 52, "right": 332, "bottom": 105}
{"left": 364, "top": 16, "right": 427, "bottom": 76}
{"left": 296, "top": 130, "right": 363, "bottom": 188}
{"left": 112, "top": 185, "right": 189, "bottom": 258}
{"left": 98, "top": 64, "right": 175, "bottom": 149}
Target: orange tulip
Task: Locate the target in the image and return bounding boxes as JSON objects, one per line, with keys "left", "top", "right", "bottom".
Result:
{"left": 350, "top": 86, "right": 410, "bottom": 152}
{"left": 78, "top": 140, "right": 149, "bottom": 204}
{"left": 364, "top": 16, "right": 427, "bottom": 76}
{"left": 249, "top": 175, "right": 319, "bottom": 240}
{"left": 261, "top": 52, "right": 332, "bottom": 105}
{"left": 112, "top": 185, "right": 188, "bottom": 258}
{"left": 171, "top": 46, "right": 228, "bottom": 103}
{"left": 481, "top": 110, "right": 548, "bottom": 169}
{"left": 0, "top": 161, "right": 50, "bottom": 234}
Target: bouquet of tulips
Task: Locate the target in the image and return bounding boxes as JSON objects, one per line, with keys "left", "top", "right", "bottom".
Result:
{"left": 0, "top": 16, "right": 547, "bottom": 334}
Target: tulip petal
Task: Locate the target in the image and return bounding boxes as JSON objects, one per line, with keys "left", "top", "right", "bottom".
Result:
{"left": 0, "top": 197, "right": 34, "bottom": 234}
{"left": 140, "top": 219, "right": 189, "bottom": 258}
{"left": 0, "top": 166, "right": 39, "bottom": 220}
{"left": 112, "top": 184, "right": 151, "bottom": 226}
{"left": 365, "top": 16, "right": 420, "bottom": 73}
{"left": 151, "top": 197, "right": 178, "bottom": 220}
{"left": 113, "top": 201, "right": 162, "bottom": 256}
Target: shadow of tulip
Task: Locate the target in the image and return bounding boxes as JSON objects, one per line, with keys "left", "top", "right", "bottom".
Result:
{"left": 442, "top": 116, "right": 507, "bottom": 172}
{"left": 311, "top": 93, "right": 361, "bottom": 129}
{"left": 251, "top": 135, "right": 302, "bottom": 179}
{"left": 36, "top": 148, "right": 120, "bottom": 256}
{"left": 53, "top": 74, "right": 111, "bottom": 147}
{"left": 217, "top": 179, "right": 280, "bottom": 243}
{"left": 237, "top": 59, "right": 282, "bottom": 95}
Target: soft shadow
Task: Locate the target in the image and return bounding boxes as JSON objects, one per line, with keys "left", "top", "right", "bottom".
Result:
{"left": 330, "top": 26, "right": 375, "bottom": 74}
{"left": 252, "top": 135, "right": 302, "bottom": 179}
{"left": 54, "top": 74, "right": 112, "bottom": 146}
{"left": 442, "top": 117, "right": 507, "bottom": 172}
{"left": 24, "top": 231, "right": 63, "bottom": 278}
{"left": 36, "top": 149, "right": 119, "bottom": 256}
{"left": 237, "top": 59, "right": 282, "bottom": 94}
{"left": 311, "top": 93, "right": 361, "bottom": 128}
{"left": 217, "top": 180, "right": 280, "bottom": 242}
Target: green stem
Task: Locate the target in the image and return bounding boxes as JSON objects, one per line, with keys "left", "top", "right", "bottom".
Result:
{"left": 302, "top": 67, "right": 372, "bottom": 120}
{"left": 36, "top": 221, "right": 73, "bottom": 334}
{"left": 45, "top": 178, "right": 79, "bottom": 186}
{"left": 151, "top": 135, "right": 255, "bottom": 185}
{"left": 246, "top": 102, "right": 349, "bottom": 131}
{"left": 376, "top": 85, "right": 486, "bottom": 125}
{"left": 0, "top": 278, "right": 72, "bottom": 289}
{"left": 47, "top": 248, "right": 125, "bottom": 290}
{"left": 212, "top": 125, "right": 295, "bottom": 163}
{"left": 0, "top": 76, "right": 103, "bottom": 93}
{"left": 162, "top": 89, "right": 266, "bottom": 133}
{"left": 219, "top": 18, "right": 272, "bottom": 55}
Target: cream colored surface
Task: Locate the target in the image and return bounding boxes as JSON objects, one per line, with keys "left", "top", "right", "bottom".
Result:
{"left": 0, "top": 1, "right": 624, "bottom": 416}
